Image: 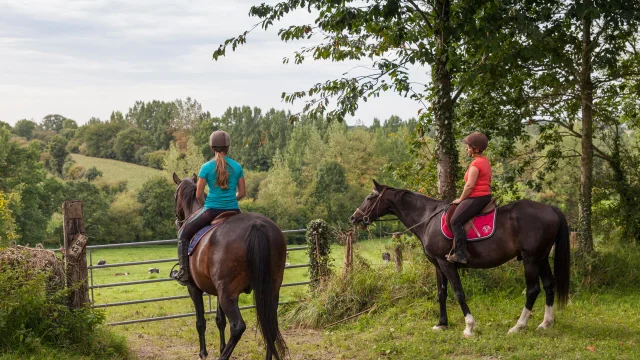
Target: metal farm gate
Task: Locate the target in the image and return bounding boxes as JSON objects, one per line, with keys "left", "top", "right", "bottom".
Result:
{"left": 85, "top": 229, "right": 310, "bottom": 326}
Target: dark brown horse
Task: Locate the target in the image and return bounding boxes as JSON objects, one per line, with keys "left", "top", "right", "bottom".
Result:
{"left": 173, "top": 174, "right": 288, "bottom": 360}
{"left": 350, "top": 180, "right": 570, "bottom": 336}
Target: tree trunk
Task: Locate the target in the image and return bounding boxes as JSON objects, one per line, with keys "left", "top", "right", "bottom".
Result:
{"left": 608, "top": 131, "right": 639, "bottom": 243}
{"left": 578, "top": 2, "right": 594, "bottom": 257}
{"left": 433, "top": 0, "right": 458, "bottom": 201}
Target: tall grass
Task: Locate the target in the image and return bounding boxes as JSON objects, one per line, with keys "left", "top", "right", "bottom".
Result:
{"left": 284, "top": 244, "right": 640, "bottom": 329}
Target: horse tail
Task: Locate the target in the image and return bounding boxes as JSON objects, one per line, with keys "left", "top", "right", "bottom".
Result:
{"left": 245, "top": 222, "right": 287, "bottom": 360}
{"left": 553, "top": 207, "right": 570, "bottom": 308}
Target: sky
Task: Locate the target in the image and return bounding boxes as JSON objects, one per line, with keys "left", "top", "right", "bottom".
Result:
{"left": 0, "top": 0, "right": 427, "bottom": 126}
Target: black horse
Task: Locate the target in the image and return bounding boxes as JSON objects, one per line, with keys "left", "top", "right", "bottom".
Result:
{"left": 173, "top": 174, "right": 288, "bottom": 359}
{"left": 351, "top": 180, "right": 570, "bottom": 336}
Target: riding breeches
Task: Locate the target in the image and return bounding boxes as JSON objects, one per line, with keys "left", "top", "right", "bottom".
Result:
{"left": 178, "top": 208, "right": 240, "bottom": 242}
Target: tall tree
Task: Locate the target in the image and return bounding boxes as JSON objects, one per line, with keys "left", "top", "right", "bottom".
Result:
{"left": 137, "top": 176, "right": 176, "bottom": 240}
{"left": 0, "top": 128, "right": 64, "bottom": 244}
{"left": 41, "top": 114, "right": 67, "bottom": 133}
{"left": 163, "top": 137, "right": 205, "bottom": 177}
{"left": 213, "top": 0, "right": 548, "bottom": 200}
{"left": 0, "top": 121, "right": 12, "bottom": 132}
{"left": 13, "top": 119, "right": 37, "bottom": 139}
{"left": 512, "top": 1, "right": 640, "bottom": 255}
{"left": 47, "top": 135, "right": 69, "bottom": 176}
{"left": 126, "top": 101, "right": 177, "bottom": 150}
{"left": 113, "top": 127, "right": 152, "bottom": 163}
{"left": 173, "top": 97, "right": 204, "bottom": 133}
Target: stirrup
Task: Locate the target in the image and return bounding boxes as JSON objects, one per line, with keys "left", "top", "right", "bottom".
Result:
{"left": 170, "top": 263, "right": 190, "bottom": 286}
{"left": 446, "top": 253, "right": 467, "bottom": 264}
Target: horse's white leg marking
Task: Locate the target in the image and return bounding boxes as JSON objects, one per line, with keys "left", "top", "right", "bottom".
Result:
{"left": 463, "top": 314, "right": 475, "bottom": 337}
{"left": 432, "top": 325, "right": 447, "bottom": 331}
{"left": 508, "top": 308, "right": 531, "bottom": 334}
{"left": 537, "top": 305, "right": 554, "bottom": 329}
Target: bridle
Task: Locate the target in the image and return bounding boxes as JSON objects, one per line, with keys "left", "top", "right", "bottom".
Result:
{"left": 354, "top": 188, "right": 386, "bottom": 225}
{"left": 354, "top": 187, "right": 447, "bottom": 234}
{"left": 174, "top": 181, "right": 186, "bottom": 229}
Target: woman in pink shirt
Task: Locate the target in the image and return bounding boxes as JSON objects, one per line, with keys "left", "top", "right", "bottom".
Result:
{"left": 446, "top": 132, "right": 492, "bottom": 264}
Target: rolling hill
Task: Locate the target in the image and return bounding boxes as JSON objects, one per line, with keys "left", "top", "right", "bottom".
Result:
{"left": 70, "top": 154, "right": 168, "bottom": 191}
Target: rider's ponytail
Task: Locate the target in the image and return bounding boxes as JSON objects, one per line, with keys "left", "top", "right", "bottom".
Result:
{"left": 213, "top": 146, "right": 229, "bottom": 189}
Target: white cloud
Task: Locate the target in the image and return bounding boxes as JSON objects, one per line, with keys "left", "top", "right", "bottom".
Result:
{"left": 0, "top": 0, "right": 426, "bottom": 125}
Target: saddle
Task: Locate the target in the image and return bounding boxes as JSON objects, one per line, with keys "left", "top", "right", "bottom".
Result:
{"left": 445, "top": 199, "right": 496, "bottom": 238}
{"left": 188, "top": 211, "right": 239, "bottom": 255}
{"left": 211, "top": 211, "right": 238, "bottom": 226}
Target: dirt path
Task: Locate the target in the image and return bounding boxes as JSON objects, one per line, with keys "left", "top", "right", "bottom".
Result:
{"left": 128, "top": 328, "right": 345, "bottom": 360}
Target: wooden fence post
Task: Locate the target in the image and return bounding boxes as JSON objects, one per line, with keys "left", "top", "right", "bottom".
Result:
{"left": 343, "top": 230, "right": 353, "bottom": 275}
{"left": 63, "top": 200, "right": 89, "bottom": 309}
{"left": 394, "top": 244, "right": 403, "bottom": 272}
{"left": 392, "top": 232, "right": 403, "bottom": 272}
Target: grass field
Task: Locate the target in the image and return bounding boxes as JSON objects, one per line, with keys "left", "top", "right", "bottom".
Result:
{"left": 90, "top": 239, "right": 640, "bottom": 360}
{"left": 70, "top": 154, "right": 167, "bottom": 191}
{"left": 89, "top": 237, "right": 393, "bottom": 323}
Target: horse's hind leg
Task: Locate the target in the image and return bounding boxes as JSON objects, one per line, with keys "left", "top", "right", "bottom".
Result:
{"left": 187, "top": 285, "right": 208, "bottom": 359}
{"left": 218, "top": 295, "right": 246, "bottom": 360}
{"left": 537, "top": 258, "right": 555, "bottom": 329}
{"left": 509, "top": 256, "right": 541, "bottom": 334}
{"left": 438, "top": 261, "right": 475, "bottom": 337}
{"left": 215, "top": 298, "right": 227, "bottom": 355}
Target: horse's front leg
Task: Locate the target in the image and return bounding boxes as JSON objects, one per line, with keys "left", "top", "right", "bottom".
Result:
{"left": 433, "top": 266, "right": 449, "bottom": 330}
{"left": 187, "top": 285, "right": 208, "bottom": 359}
{"left": 438, "top": 260, "right": 475, "bottom": 337}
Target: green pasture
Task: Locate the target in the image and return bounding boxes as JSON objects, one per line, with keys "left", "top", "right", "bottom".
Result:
{"left": 88, "top": 239, "right": 640, "bottom": 359}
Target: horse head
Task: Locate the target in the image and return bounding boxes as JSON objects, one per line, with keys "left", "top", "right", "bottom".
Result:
{"left": 172, "top": 172, "right": 198, "bottom": 229}
{"left": 350, "top": 179, "right": 393, "bottom": 226}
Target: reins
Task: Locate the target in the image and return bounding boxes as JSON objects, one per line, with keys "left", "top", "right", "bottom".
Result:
{"left": 356, "top": 187, "right": 446, "bottom": 235}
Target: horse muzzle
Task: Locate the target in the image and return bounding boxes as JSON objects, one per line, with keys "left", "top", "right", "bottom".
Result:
{"left": 349, "top": 214, "right": 370, "bottom": 226}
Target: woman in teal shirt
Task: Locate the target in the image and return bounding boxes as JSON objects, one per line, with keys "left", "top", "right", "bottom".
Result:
{"left": 175, "top": 130, "right": 245, "bottom": 285}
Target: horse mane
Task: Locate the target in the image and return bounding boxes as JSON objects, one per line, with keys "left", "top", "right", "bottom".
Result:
{"left": 179, "top": 179, "right": 198, "bottom": 213}
{"left": 383, "top": 185, "right": 440, "bottom": 204}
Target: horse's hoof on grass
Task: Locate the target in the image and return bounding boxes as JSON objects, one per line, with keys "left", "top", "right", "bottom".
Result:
{"left": 537, "top": 321, "right": 554, "bottom": 330}
{"left": 463, "top": 330, "right": 474, "bottom": 338}
{"left": 508, "top": 325, "right": 524, "bottom": 334}
{"left": 432, "top": 325, "right": 448, "bottom": 331}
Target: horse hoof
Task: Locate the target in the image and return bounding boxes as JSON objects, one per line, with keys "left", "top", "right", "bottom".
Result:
{"left": 432, "top": 325, "right": 448, "bottom": 331}
{"left": 537, "top": 321, "right": 554, "bottom": 330}
{"left": 463, "top": 330, "right": 474, "bottom": 338}
{"left": 508, "top": 325, "right": 523, "bottom": 334}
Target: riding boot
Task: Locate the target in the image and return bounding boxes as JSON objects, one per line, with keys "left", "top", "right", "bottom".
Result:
{"left": 175, "top": 239, "right": 190, "bottom": 286}
{"left": 447, "top": 223, "right": 468, "bottom": 264}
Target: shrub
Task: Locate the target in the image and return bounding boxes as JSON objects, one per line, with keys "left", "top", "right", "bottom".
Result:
{"left": 85, "top": 166, "right": 103, "bottom": 182}
{"left": 0, "top": 249, "right": 129, "bottom": 358}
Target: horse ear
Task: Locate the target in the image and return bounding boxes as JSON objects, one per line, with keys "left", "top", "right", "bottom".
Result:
{"left": 173, "top": 173, "right": 181, "bottom": 185}
{"left": 372, "top": 179, "right": 382, "bottom": 191}
{"left": 191, "top": 173, "right": 197, "bottom": 183}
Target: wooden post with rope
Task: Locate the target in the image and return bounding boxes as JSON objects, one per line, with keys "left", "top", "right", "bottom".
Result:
{"left": 392, "top": 232, "right": 403, "bottom": 272}
{"left": 62, "top": 200, "right": 89, "bottom": 309}
{"left": 343, "top": 229, "right": 354, "bottom": 274}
